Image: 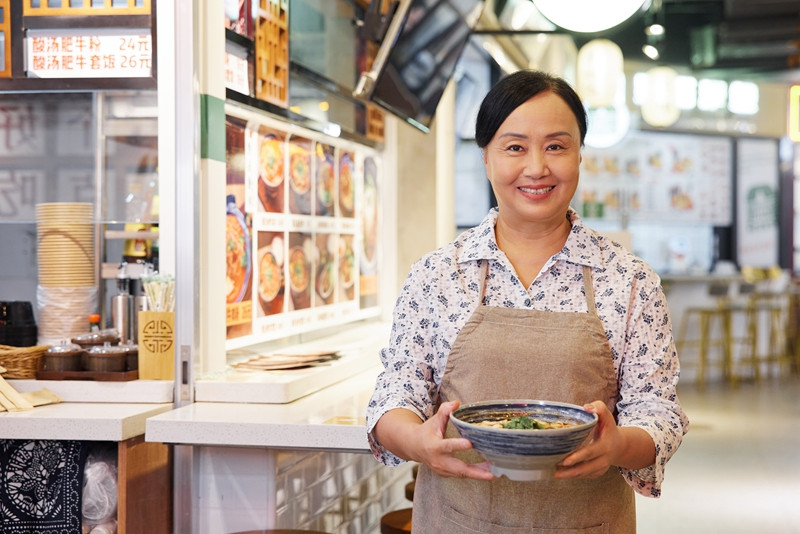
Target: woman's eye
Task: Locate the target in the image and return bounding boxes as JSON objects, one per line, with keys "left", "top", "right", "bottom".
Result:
{"left": 546, "top": 143, "right": 564, "bottom": 151}
{"left": 506, "top": 144, "right": 524, "bottom": 152}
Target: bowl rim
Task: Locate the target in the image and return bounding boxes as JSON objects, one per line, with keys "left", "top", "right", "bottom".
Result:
{"left": 450, "top": 399, "right": 598, "bottom": 435}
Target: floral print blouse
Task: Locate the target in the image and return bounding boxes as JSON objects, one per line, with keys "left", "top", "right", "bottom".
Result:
{"left": 366, "top": 207, "right": 689, "bottom": 498}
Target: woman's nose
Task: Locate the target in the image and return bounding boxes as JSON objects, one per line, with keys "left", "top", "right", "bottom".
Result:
{"left": 524, "top": 150, "right": 548, "bottom": 177}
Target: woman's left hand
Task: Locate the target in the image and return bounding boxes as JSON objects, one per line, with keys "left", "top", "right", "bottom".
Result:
{"left": 553, "top": 400, "right": 622, "bottom": 479}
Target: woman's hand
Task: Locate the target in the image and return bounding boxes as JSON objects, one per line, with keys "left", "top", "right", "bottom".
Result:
{"left": 554, "top": 400, "right": 655, "bottom": 479}
{"left": 373, "top": 400, "right": 495, "bottom": 481}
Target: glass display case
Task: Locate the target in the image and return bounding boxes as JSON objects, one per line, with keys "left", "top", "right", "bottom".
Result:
{"left": 0, "top": 90, "right": 158, "bottom": 335}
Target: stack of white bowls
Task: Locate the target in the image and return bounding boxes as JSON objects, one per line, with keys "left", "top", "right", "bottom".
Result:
{"left": 35, "top": 202, "right": 98, "bottom": 344}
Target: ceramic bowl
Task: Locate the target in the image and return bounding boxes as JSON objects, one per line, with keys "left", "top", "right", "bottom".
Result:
{"left": 450, "top": 399, "right": 598, "bottom": 481}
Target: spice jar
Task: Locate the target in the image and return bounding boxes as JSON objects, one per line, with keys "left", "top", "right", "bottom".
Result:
{"left": 119, "top": 341, "right": 139, "bottom": 371}
{"left": 43, "top": 341, "right": 85, "bottom": 372}
{"left": 83, "top": 342, "right": 127, "bottom": 373}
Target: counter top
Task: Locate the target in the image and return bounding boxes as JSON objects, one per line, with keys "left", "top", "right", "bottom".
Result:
{"left": 0, "top": 402, "right": 173, "bottom": 441}
{"left": 194, "top": 321, "right": 390, "bottom": 404}
{"left": 147, "top": 366, "right": 381, "bottom": 452}
{"left": 8, "top": 378, "right": 174, "bottom": 403}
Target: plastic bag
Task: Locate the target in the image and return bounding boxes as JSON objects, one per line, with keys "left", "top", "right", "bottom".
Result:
{"left": 85, "top": 520, "right": 118, "bottom": 534}
{"left": 82, "top": 454, "right": 118, "bottom": 527}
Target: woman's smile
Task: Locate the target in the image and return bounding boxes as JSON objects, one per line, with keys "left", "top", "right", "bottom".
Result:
{"left": 519, "top": 184, "right": 555, "bottom": 195}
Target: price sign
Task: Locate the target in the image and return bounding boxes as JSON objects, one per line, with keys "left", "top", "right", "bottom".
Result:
{"left": 25, "top": 29, "right": 152, "bottom": 78}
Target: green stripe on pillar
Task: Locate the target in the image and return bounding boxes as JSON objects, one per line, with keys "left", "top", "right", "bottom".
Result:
{"left": 200, "top": 94, "right": 225, "bottom": 162}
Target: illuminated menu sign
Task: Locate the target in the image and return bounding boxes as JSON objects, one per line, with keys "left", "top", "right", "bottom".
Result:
{"left": 25, "top": 29, "right": 152, "bottom": 78}
{"left": 790, "top": 85, "right": 800, "bottom": 143}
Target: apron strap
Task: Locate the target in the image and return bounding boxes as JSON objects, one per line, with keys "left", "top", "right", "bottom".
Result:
{"left": 582, "top": 265, "right": 597, "bottom": 315}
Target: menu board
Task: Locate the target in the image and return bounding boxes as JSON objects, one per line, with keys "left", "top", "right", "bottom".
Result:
{"left": 736, "top": 137, "right": 779, "bottom": 267}
{"left": 224, "top": 108, "right": 381, "bottom": 347}
{"left": 578, "top": 131, "right": 732, "bottom": 225}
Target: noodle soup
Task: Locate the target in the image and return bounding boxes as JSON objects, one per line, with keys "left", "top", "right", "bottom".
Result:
{"left": 225, "top": 211, "right": 250, "bottom": 304}
{"left": 258, "top": 251, "right": 282, "bottom": 303}
{"left": 288, "top": 247, "right": 310, "bottom": 293}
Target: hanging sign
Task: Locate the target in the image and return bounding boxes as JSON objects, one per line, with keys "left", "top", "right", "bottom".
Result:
{"left": 25, "top": 29, "right": 152, "bottom": 79}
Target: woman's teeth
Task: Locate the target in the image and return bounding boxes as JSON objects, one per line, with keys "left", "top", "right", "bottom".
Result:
{"left": 520, "top": 185, "right": 554, "bottom": 194}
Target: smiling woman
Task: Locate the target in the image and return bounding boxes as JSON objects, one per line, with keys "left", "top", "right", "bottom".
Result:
{"left": 367, "top": 70, "right": 688, "bottom": 534}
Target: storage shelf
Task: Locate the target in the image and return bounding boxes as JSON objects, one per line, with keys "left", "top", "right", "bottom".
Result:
{"left": 104, "top": 230, "right": 159, "bottom": 240}
{"left": 102, "top": 261, "right": 153, "bottom": 280}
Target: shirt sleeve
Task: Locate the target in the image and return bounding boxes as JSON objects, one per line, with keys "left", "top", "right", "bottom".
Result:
{"left": 365, "top": 265, "right": 442, "bottom": 466}
{"left": 615, "top": 270, "right": 690, "bottom": 497}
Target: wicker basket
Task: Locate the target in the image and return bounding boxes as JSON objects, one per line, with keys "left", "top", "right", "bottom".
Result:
{"left": 0, "top": 344, "right": 50, "bottom": 379}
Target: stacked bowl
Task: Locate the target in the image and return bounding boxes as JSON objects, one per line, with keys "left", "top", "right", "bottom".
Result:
{"left": 35, "top": 202, "right": 98, "bottom": 344}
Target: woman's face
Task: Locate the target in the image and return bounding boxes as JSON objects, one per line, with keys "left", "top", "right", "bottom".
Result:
{"left": 483, "top": 91, "right": 582, "bottom": 231}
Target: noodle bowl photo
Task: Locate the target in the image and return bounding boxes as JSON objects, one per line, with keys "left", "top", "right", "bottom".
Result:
{"left": 260, "top": 136, "right": 284, "bottom": 187}
{"left": 288, "top": 247, "right": 310, "bottom": 294}
{"left": 225, "top": 199, "right": 250, "bottom": 304}
{"left": 289, "top": 146, "right": 311, "bottom": 195}
{"left": 338, "top": 152, "right": 354, "bottom": 216}
{"left": 258, "top": 250, "right": 283, "bottom": 303}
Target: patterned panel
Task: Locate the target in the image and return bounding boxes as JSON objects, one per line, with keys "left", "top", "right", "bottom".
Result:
{"left": 0, "top": 440, "right": 89, "bottom": 533}
{"left": 23, "top": 0, "right": 150, "bottom": 16}
{"left": 255, "top": 0, "right": 289, "bottom": 108}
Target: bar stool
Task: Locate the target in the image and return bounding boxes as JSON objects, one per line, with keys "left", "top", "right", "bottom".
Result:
{"left": 734, "top": 266, "right": 790, "bottom": 380}
{"left": 380, "top": 509, "right": 413, "bottom": 534}
{"left": 786, "top": 279, "right": 800, "bottom": 374}
{"left": 675, "top": 281, "right": 734, "bottom": 387}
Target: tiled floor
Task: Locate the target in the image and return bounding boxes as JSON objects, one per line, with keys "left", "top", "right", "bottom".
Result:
{"left": 636, "top": 374, "right": 800, "bottom": 533}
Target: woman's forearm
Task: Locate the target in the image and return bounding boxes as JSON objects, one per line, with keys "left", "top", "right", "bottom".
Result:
{"left": 372, "top": 408, "right": 425, "bottom": 462}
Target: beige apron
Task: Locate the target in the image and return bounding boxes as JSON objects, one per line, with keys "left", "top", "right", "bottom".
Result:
{"left": 412, "top": 265, "right": 636, "bottom": 533}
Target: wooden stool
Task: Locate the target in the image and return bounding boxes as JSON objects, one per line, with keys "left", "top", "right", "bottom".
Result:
{"left": 380, "top": 508, "right": 413, "bottom": 534}
{"left": 732, "top": 268, "right": 791, "bottom": 381}
{"left": 404, "top": 480, "right": 415, "bottom": 501}
{"left": 675, "top": 281, "right": 734, "bottom": 387}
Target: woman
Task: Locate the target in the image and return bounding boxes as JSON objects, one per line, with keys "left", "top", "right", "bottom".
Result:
{"left": 366, "top": 70, "right": 689, "bottom": 533}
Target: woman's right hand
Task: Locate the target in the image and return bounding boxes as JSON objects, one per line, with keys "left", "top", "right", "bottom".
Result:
{"left": 373, "top": 400, "right": 495, "bottom": 481}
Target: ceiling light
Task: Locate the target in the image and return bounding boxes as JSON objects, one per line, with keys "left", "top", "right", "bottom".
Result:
{"left": 642, "top": 44, "right": 660, "bottom": 60}
{"left": 728, "top": 81, "right": 759, "bottom": 115}
{"left": 641, "top": 66, "right": 680, "bottom": 127}
{"left": 697, "top": 78, "right": 728, "bottom": 111}
{"left": 577, "top": 39, "right": 624, "bottom": 108}
{"left": 645, "top": 23, "right": 665, "bottom": 37}
{"left": 532, "top": 0, "right": 650, "bottom": 34}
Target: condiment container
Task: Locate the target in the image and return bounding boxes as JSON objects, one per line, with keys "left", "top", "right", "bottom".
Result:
{"left": 119, "top": 341, "right": 139, "bottom": 371}
{"left": 83, "top": 342, "right": 127, "bottom": 373}
{"left": 72, "top": 329, "right": 121, "bottom": 349}
{"left": 42, "top": 341, "right": 85, "bottom": 372}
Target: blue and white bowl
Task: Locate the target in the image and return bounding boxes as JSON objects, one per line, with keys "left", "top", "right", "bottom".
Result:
{"left": 450, "top": 400, "right": 598, "bottom": 481}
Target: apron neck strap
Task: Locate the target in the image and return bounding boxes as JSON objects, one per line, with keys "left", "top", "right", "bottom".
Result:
{"left": 582, "top": 265, "right": 597, "bottom": 313}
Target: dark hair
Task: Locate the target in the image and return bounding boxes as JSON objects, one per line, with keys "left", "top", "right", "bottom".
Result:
{"left": 474, "top": 70, "right": 587, "bottom": 149}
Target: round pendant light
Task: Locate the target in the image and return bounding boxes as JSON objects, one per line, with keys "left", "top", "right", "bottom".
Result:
{"left": 532, "top": 0, "right": 650, "bottom": 33}
{"left": 640, "top": 66, "right": 680, "bottom": 127}
{"left": 577, "top": 39, "right": 624, "bottom": 108}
